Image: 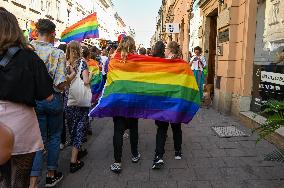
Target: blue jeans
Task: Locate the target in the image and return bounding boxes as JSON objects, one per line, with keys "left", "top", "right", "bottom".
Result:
{"left": 193, "top": 70, "right": 204, "bottom": 101}
{"left": 30, "top": 93, "right": 63, "bottom": 177}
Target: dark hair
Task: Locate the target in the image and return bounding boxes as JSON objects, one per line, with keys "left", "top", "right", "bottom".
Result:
{"left": 139, "top": 47, "right": 146, "bottom": 55}
{"left": 82, "top": 46, "right": 90, "bottom": 59}
{"left": 57, "top": 44, "right": 67, "bottom": 53}
{"left": 152, "top": 41, "right": 165, "bottom": 58}
{"left": 36, "top": 19, "right": 56, "bottom": 35}
{"left": 167, "top": 41, "right": 182, "bottom": 59}
{"left": 0, "top": 7, "right": 27, "bottom": 54}
{"left": 194, "top": 46, "right": 202, "bottom": 53}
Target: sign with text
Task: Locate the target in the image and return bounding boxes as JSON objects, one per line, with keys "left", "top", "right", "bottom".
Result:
{"left": 218, "top": 28, "right": 229, "bottom": 43}
{"left": 165, "top": 23, "right": 180, "bottom": 33}
{"left": 250, "top": 64, "right": 284, "bottom": 112}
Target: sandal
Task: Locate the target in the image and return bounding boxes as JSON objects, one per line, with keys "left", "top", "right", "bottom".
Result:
{"left": 70, "top": 161, "right": 84, "bottom": 173}
{"left": 78, "top": 149, "right": 88, "bottom": 160}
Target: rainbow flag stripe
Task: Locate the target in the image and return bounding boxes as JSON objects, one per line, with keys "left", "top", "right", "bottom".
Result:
{"left": 89, "top": 54, "right": 200, "bottom": 123}
{"left": 61, "top": 13, "right": 99, "bottom": 43}
{"left": 87, "top": 59, "right": 104, "bottom": 103}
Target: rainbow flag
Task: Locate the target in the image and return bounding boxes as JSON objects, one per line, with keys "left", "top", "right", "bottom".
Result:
{"left": 61, "top": 13, "right": 99, "bottom": 43}
{"left": 89, "top": 54, "right": 201, "bottom": 123}
{"left": 27, "top": 21, "right": 37, "bottom": 40}
{"left": 87, "top": 59, "right": 104, "bottom": 103}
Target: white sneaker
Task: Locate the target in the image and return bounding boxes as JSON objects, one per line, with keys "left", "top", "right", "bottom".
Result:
{"left": 174, "top": 151, "right": 182, "bottom": 160}
{"left": 131, "top": 153, "right": 141, "bottom": 163}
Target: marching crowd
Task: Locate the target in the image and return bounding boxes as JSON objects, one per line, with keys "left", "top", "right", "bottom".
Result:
{"left": 0, "top": 8, "right": 207, "bottom": 188}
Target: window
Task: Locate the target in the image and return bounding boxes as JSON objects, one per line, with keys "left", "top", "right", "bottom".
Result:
{"left": 46, "top": 0, "right": 52, "bottom": 16}
{"left": 30, "top": 0, "right": 38, "bottom": 10}
{"left": 250, "top": 0, "right": 284, "bottom": 112}
{"left": 41, "top": 0, "right": 44, "bottom": 11}
{"left": 56, "top": 0, "right": 60, "bottom": 20}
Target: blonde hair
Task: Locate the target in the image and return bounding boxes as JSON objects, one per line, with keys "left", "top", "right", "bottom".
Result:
{"left": 117, "top": 36, "right": 136, "bottom": 61}
{"left": 66, "top": 40, "right": 82, "bottom": 62}
{"left": 167, "top": 41, "right": 182, "bottom": 59}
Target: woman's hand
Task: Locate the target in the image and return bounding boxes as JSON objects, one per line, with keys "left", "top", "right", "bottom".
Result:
{"left": 89, "top": 71, "right": 93, "bottom": 82}
{"left": 82, "top": 70, "right": 90, "bottom": 85}
{"left": 46, "top": 94, "right": 54, "bottom": 102}
{"left": 0, "top": 123, "right": 14, "bottom": 165}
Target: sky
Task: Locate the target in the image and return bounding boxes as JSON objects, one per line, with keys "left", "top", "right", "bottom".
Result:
{"left": 112, "top": 0, "right": 162, "bottom": 48}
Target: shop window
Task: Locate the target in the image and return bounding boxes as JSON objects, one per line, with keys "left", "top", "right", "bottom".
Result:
{"left": 250, "top": 0, "right": 284, "bottom": 113}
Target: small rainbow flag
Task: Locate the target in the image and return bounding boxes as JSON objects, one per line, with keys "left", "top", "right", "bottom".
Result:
{"left": 61, "top": 13, "right": 99, "bottom": 43}
{"left": 87, "top": 59, "right": 104, "bottom": 103}
{"left": 89, "top": 54, "right": 201, "bottom": 123}
{"left": 27, "top": 21, "right": 37, "bottom": 40}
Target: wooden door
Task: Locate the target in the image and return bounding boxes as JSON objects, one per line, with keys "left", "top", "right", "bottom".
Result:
{"left": 207, "top": 16, "right": 217, "bottom": 85}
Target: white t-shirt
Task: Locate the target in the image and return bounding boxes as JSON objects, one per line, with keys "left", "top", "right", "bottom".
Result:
{"left": 100, "top": 55, "right": 109, "bottom": 75}
{"left": 190, "top": 55, "right": 206, "bottom": 71}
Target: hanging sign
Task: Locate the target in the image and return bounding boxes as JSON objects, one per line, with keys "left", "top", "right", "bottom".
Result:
{"left": 165, "top": 23, "right": 180, "bottom": 33}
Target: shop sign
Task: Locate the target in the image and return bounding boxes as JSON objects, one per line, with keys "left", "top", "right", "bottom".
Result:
{"left": 218, "top": 29, "right": 229, "bottom": 43}
{"left": 250, "top": 65, "right": 284, "bottom": 112}
{"left": 165, "top": 23, "right": 180, "bottom": 34}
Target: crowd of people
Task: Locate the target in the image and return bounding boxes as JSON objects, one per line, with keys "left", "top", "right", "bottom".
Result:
{"left": 0, "top": 8, "right": 207, "bottom": 188}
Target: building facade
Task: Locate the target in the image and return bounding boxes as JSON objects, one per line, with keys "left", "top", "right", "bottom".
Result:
{"left": 152, "top": 0, "right": 193, "bottom": 60}
{"left": 0, "top": 0, "right": 133, "bottom": 41}
{"left": 153, "top": 0, "right": 284, "bottom": 143}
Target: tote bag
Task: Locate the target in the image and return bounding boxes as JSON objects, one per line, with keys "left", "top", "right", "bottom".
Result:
{"left": 67, "top": 59, "right": 92, "bottom": 107}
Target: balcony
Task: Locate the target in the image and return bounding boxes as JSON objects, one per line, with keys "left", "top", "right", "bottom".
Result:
{"left": 11, "top": 0, "right": 26, "bottom": 9}
{"left": 99, "top": 0, "right": 110, "bottom": 9}
{"left": 199, "top": 0, "right": 211, "bottom": 8}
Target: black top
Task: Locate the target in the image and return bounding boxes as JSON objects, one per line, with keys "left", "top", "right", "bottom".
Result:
{"left": 0, "top": 49, "right": 53, "bottom": 107}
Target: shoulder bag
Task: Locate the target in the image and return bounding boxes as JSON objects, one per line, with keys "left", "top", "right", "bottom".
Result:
{"left": 67, "top": 59, "right": 92, "bottom": 107}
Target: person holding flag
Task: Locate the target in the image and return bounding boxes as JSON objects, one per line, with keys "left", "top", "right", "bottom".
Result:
{"left": 189, "top": 46, "right": 207, "bottom": 101}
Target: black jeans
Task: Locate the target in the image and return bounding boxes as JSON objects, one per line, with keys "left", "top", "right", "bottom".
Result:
{"left": 155, "top": 121, "right": 182, "bottom": 158}
{"left": 113, "top": 117, "right": 138, "bottom": 163}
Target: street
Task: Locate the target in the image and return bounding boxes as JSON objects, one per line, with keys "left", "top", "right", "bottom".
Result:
{"left": 45, "top": 108, "right": 284, "bottom": 188}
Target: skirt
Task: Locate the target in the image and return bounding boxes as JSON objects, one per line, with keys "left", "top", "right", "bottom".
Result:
{"left": 0, "top": 100, "right": 44, "bottom": 155}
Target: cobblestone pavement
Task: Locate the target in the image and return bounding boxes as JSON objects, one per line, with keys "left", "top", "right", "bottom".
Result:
{"left": 41, "top": 108, "right": 284, "bottom": 188}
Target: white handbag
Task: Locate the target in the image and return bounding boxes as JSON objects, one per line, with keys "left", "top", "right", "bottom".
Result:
{"left": 67, "top": 59, "right": 92, "bottom": 107}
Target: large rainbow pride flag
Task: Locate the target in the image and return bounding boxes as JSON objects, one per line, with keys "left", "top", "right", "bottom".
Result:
{"left": 61, "top": 13, "right": 99, "bottom": 43}
{"left": 87, "top": 59, "right": 104, "bottom": 103}
{"left": 89, "top": 54, "right": 201, "bottom": 123}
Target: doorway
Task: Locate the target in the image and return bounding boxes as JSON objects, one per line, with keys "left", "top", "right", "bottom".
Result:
{"left": 207, "top": 12, "right": 217, "bottom": 85}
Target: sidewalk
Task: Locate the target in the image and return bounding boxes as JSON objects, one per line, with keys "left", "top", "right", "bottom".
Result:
{"left": 49, "top": 108, "right": 284, "bottom": 188}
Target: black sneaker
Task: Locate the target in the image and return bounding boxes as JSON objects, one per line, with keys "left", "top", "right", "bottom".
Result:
{"left": 131, "top": 153, "right": 141, "bottom": 163}
{"left": 152, "top": 157, "right": 164, "bottom": 169}
{"left": 175, "top": 151, "right": 182, "bottom": 160}
{"left": 70, "top": 161, "right": 85, "bottom": 173}
{"left": 110, "top": 163, "right": 122, "bottom": 174}
{"left": 45, "top": 171, "right": 63, "bottom": 187}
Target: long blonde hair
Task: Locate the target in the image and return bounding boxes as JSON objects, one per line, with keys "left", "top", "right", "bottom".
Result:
{"left": 167, "top": 41, "right": 182, "bottom": 59}
{"left": 66, "top": 40, "right": 82, "bottom": 63}
{"left": 117, "top": 36, "right": 136, "bottom": 61}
